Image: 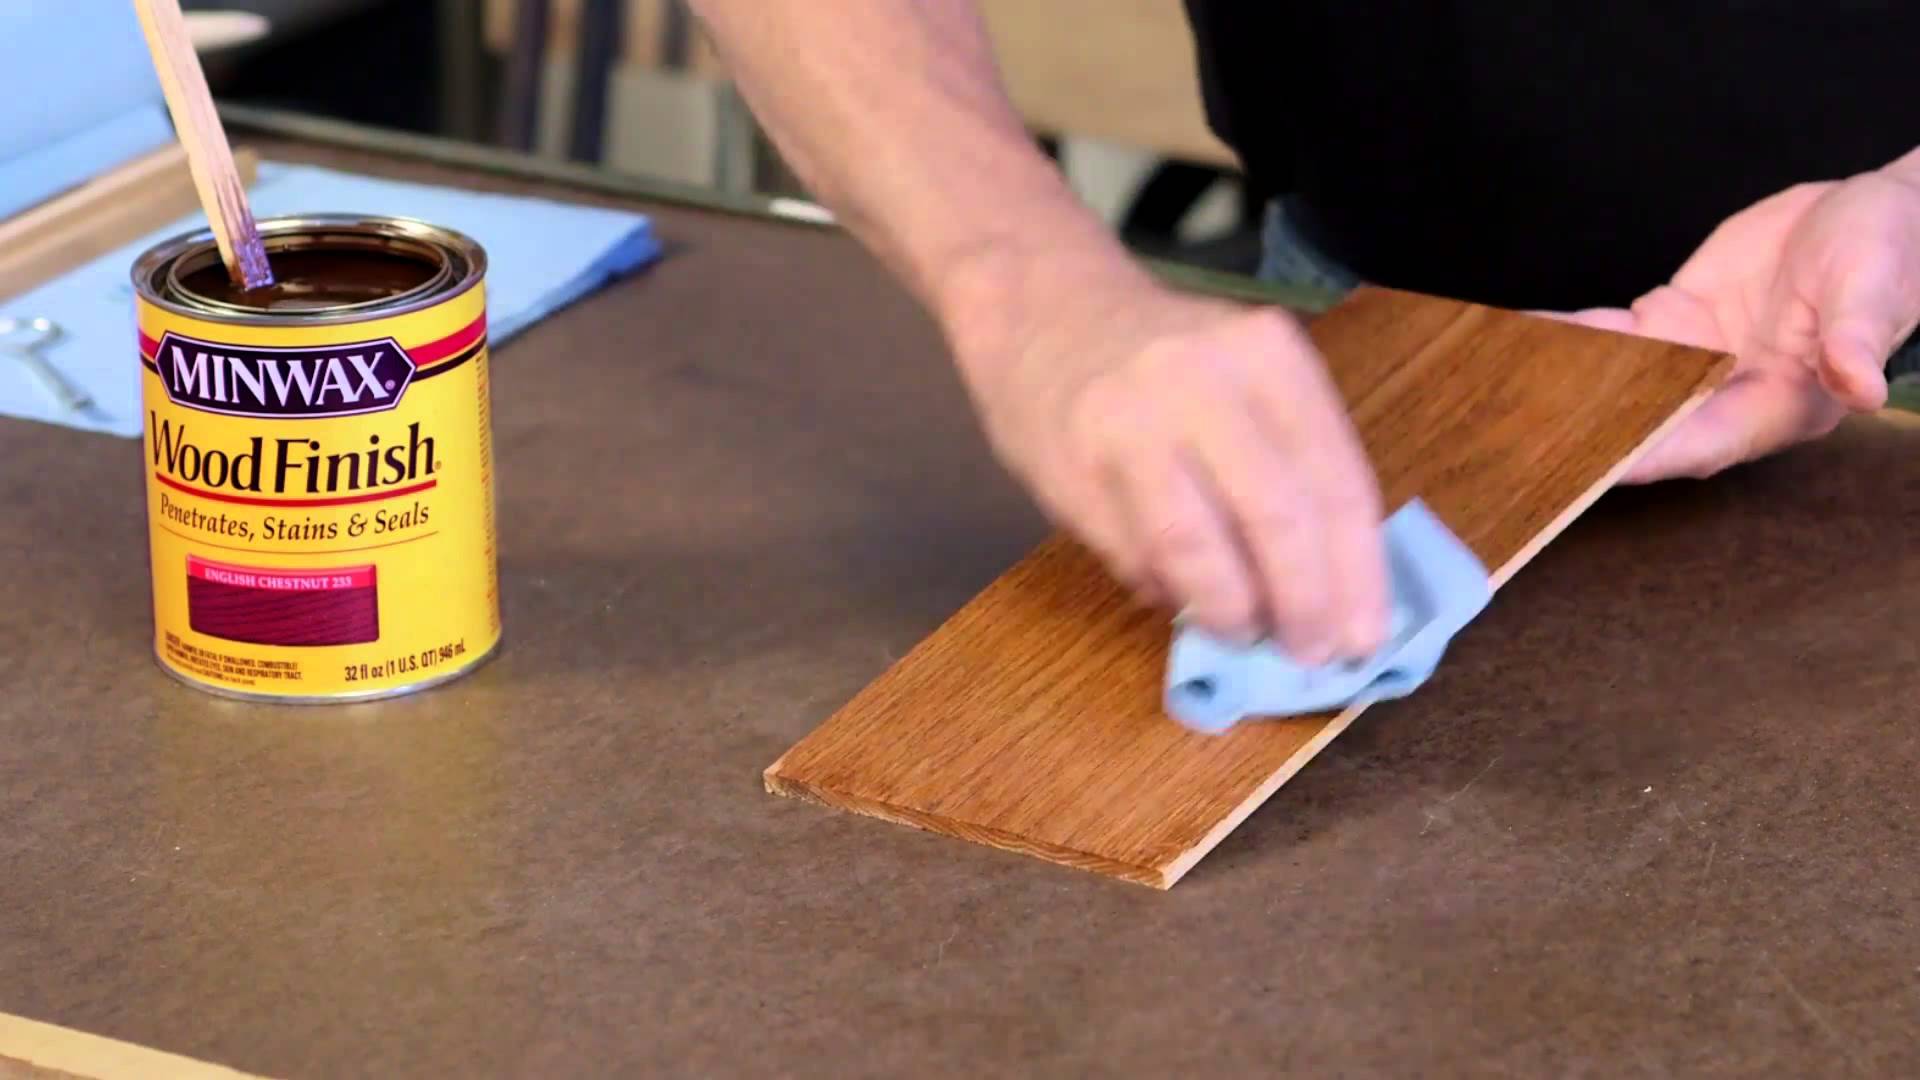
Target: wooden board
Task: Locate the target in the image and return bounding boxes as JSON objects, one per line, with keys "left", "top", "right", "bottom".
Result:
{"left": 0, "top": 145, "right": 259, "bottom": 303}
{"left": 764, "top": 286, "right": 1736, "bottom": 888}
{"left": 0, "top": 1011, "right": 267, "bottom": 1079}
{"left": 976, "top": 0, "right": 1235, "bottom": 166}
{"left": 481, "top": 0, "right": 727, "bottom": 75}
{"left": 480, "top": 0, "right": 1234, "bottom": 166}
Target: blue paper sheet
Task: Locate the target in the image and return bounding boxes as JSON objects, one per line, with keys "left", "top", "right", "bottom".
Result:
{"left": 0, "top": 162, "right": 664, "bottom": 437}
{"left": 0, "top": 0, "right": 173, "bottom": 220}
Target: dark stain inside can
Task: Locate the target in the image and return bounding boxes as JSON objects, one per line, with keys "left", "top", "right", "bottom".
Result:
{"left": 179, "top": 247, "right": 441, "bottom": 312}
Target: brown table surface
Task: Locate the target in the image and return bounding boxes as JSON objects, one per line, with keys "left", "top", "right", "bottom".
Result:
{"left": 4, "top": 124, "right": 1920, "bottom": 1079}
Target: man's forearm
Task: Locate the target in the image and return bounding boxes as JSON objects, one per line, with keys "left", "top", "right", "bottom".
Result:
{"left": 686, "top": 1, "right": 1149, "bottom": 367}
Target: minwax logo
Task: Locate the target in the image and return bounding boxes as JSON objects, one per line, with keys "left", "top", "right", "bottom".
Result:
{"left": 156, "top": 331, "right": 417, "bottom": 419}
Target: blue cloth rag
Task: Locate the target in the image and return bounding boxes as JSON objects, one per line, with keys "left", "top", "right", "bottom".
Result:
{"left": 1163, "top": 498, "right": 1493, "bottom": 734}
{"left": 0, "top": 162, "right": 664, "bottom": 437}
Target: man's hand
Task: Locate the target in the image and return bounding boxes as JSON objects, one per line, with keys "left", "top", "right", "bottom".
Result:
{"left": 1562, "top": 146, "right": 1920, "bottom": 482}
{"left": 688, "top": 0, "right": 1390, "bottom": 656}
{"left": 950, "top": 264, "right": 1389, "bottom": 661}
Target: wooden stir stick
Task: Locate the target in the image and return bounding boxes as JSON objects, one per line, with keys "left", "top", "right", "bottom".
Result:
{"left": 131, "top": 0, "right": 274, "bottom": 290}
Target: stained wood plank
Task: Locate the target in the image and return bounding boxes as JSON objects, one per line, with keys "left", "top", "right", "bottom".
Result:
{"left": 764, "top": 286, "right": 1735, "bottom": 888}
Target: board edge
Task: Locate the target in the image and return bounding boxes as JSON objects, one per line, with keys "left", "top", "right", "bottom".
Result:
{"left": 763, "top": 766, "right": 1174, "bottom": 890}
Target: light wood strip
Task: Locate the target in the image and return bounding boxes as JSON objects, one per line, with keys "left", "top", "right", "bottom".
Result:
{"left": 765, "top": 286, "right": 1735, "bottom": 888}
{"left": 977, "top": 0, "right": 1236, "bottom": 165}
{"left": 0, "top": 147, "right": 258, "bottom": 303}
{"left": 0, "top": 1012, "right": 267, "bottom": 1080}
{"left": 0, "top": 146, "right": 188, "bottom": 254}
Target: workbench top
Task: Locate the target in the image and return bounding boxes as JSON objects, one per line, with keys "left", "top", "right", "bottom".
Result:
{"left": 3, "top": 120, "right": 1918, "bottom": 1078}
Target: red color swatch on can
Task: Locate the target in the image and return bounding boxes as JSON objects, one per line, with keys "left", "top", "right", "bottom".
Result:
{"left": 186, "top": 556, "right": 380, "bottom": 646}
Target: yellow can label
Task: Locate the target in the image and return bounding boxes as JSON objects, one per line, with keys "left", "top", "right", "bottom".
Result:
{"left": 138, "top": 281, "right": 500, "bottom": 699}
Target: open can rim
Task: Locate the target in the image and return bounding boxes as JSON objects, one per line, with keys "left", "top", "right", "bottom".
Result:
{"left": 131, "top": 213, "right": 489, "bottom": 327}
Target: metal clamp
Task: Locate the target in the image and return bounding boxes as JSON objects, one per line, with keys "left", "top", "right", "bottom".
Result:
{"left": 0, "top": 316, "right": 92, "bottom": 413}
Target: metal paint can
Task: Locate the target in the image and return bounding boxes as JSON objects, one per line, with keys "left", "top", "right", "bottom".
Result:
{"left": 132, "top": 214, "right": 500, "bottom": 702}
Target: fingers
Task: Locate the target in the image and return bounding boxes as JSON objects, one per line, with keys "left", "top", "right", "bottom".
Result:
{"left": 1613, "top": 276, "right": 1860, "bottom": 484}
{"left": 1069, "top": 309, "right": 1388, "bottom": 661}
{"left": 1178, "top": 392, "right": 1338, "bottom": 659}
{"left": 1606, "top": 285, "right": 1770, "bottom": 483}
{"left": 1110, "top": 432, "right": 1266, "bottom": 643}
{"left": 1049, "top": 462, "right": 1163, "bottom": 608}
{"left": 1601, "top": 163, "right": 1920, "bottom": 489}
{"left": 1782, "top": 185, "right": 1920, "bottom": 411}
{"left": 1619, "top": 379, "right": 1749, "bottom": 484}
{"left": 1770, "top": 245, "right": 1902, "bottom": 410}
{"left": 1240, "top": 318, "right": 1388, "bottom": 657}
{"left": 1313, "top": 475, "right": 1390, "bottom": 657}
{"left": 1103, "top": 364, "right": 1342, "bottom": 656}
{"left": 1629, "top": 285, "right": 1727, "bottom": 353}
{"left": 1820, "top": 319, "right": 1895, "bottom": 407}
{"left": 1809, "top": 257, "right": 1904, "bottom": 409}
{"left": 1063, "top": 366, "right": 1262, "bottom": 638}
{"left": 1528, "top": 307, "right": 1641, "bottom": 334}
{"left": 1620, "top": 371, "right": 1844, "bottom": 484}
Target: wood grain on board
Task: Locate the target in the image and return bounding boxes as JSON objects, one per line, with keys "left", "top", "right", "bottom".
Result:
{"left": 765, "top": 286, "right": 1735, "bottom": 889}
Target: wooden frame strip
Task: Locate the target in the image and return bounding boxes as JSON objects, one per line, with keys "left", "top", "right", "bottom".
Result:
{"left": 0, "top": 1011, "right": 268, "bottom": 1079}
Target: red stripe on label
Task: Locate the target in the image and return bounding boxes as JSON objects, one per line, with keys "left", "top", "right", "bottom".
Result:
{"left": 186, "top": 556, "right": 380, "bottom": 646}
{"left": 189, "top": 556, "right": 376, "bottom": 591}
{"left": 155, "top": 472, "right": 437, "bottom": 507}
{"left": 410, "top": 314, "right": 488, "bottom": 366}
{"left": 140, "top": 331, "right": 159, "bottom": 361}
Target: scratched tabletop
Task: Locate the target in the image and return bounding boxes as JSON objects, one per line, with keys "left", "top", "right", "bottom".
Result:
{"left": 1, "top": 116, "right": 1918, "bottom": 1078}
